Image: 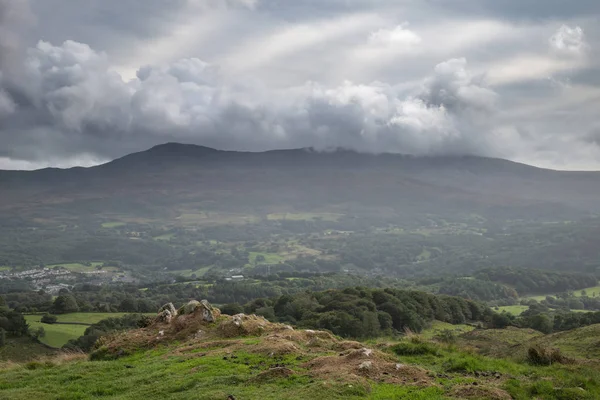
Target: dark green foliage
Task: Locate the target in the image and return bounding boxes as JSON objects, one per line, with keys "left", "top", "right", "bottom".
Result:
{"left": 0, "top": 307, "right": 28, "bottom": 337}
{"left": 0, "top": 328, "right": 5, "bottom": 347}
{"left": 51, "top": 295, "right": 79, "bottom": 314}
{"left": 251, "top": 287, "right": 492, "bottom": 339}
{"left": 41, "top": 314, "right": 57, "bottom": 324}
{"left": 438, "top": 278, "right": 518, "bottom": 302}
{"left": 476, "top": 267, "right": 597, "bottom": 296}
{"left": 526, "top": 346, "right": 572, "bottom": 366}
{"left": 491, "top": 312, "right": 512, "bottom": 328}
{"left": 391, "top": 340, "right": 440, "bottom": 356}
{"left": 221, "top": 303, "right": 244, "bottom": 316}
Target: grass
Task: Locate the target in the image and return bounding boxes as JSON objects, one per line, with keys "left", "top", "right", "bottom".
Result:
{"left": 46, "top": 262, "right": 106, "bottom": 273}
{"left": 573, "top": 285, "right": 600, "bottom": 298}
{"left": 153, "top": 233, "right": 175, "bottom": 241}
{"left": 0, "top": 337, "right": 56, "bottom": 362}
{"left": 267, "top": 212, "right": 343, "bottom": 221}
{"left": 25, "top": 316, "right": 87, "bottom": 348}
{"left": 24, "top": 313, "right": 154, "bottom": 348}
{"left": 249, "top": 251, "right": 285, "bottom": 265}
{"left": 420, "top": 321, "right": 475, "bottom": 339}
{"left": 101, "top": 222, "right": 126, "bottom": 228}
{"left": 497, "top": 305, "right": 529, "bottom": 316}
{"left": 3, "top": 325, "right": 600, "bottom": 399}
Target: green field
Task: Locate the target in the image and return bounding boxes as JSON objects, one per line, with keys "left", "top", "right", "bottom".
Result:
{"left": 267, "top": 212, "right": 343, "bottom": 221}
{"left": 3, "top": 323, "right": 600, "bottom": 400}
{"left": 420, "top": 320, "right": 475, "bottom": 339}
{"left": 497, "top": 305, "right": 529, "bottom": 316}
{"left": 101, "top": 221, "right": 126, "bottom": 228}
{"left": 574, "top": 285, "right": 600, "bottom": 297}
{"left": 46, "top": 262, "right": 106, "bottom": 272}
{"left": 153, "top": 233, "right": 175, "bottom": 241}
{"left": 24, "top": 313, "right": 151, "bottom": 348}
{"left": 249, "top": 251, "right": 285, "bottom": 265}
{"left": 25, "top": 316, "right": 87, "bottom": 348}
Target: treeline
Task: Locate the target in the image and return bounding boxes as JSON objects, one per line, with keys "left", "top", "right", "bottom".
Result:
{"left": 437, "top": 278, "right": 518, "bottom": 302}
{"left": 1, "top": 274, "right": 403, "bottom": 314}
{"left": 509, "top": 303, "right": 600, "bottom": 334}
{"left": 0, "top": 304, "right": 28, "bottom": 344}
{"left": 475, "top": 267, "right": 597, "bottom": 296}
{"left": 233, "top": 287, "right": 496, "bottom": 339}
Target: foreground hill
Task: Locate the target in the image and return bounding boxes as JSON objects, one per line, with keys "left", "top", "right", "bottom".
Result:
{"left": 2, "top": 143, "right": 600, "bottom": 224}
{"left": 2, "top": 301, "right": 599, "bottom": 400}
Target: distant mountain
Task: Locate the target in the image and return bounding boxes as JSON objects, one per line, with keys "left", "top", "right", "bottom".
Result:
{"left": 1, "top": 143, "right": 599, "bottom": 224}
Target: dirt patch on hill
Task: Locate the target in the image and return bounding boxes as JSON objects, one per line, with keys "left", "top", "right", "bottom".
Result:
{"left": 450, "top": 385, "right": 512, "bottom": 400}
{"left": 302, "top": 347, "right": 433, "bottom": 386}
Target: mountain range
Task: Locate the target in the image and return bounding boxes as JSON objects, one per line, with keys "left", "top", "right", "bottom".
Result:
{"left": 1, "top": 143, "right": 599, "bottom": 224}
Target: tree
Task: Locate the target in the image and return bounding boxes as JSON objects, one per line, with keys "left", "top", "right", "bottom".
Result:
{"left": 41, "top": 314, "right": 58, "bottom": 324}
{"left": 491, "top": 312, "right": 512, "bottom": 329}
{"left": 119, "top": 297, "right": 138, "bottom": 312}
{"left": 221, "top": 303, "right": 244, "bottom": 315}
{"left": 0, "top": 328, "right": 5, "bottom": 347}
{"left": 52, "top": 295, "right": 79, "bottom": 314}
{"left": 529, "top": 314, "right": 553, "bottom": 334}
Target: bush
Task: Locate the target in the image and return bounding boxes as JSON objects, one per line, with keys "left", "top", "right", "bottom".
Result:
{"left": 41, "top": 314, "right": 58, "bottom": 324}
{"left": 526, "top": 346, "right": 573, "bottom": 366}
{"left": 391, "top": 339, "right": 440, "bottom": 356}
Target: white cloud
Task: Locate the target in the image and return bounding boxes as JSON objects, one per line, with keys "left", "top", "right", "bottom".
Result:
{"left": 549, "top": 25, "right": 588, "bottom": 56}
{"left": 368, "top": 24, "right": 421, "bottom": 47}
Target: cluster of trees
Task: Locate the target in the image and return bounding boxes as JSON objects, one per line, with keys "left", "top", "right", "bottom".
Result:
{"left": 475, "top": 267, "right": 597, "bottom": 296}
{"left": 231, "top": 287, "right": 495, "bottom": 339}
{"left": 509, "top": 303, "right": 600, "bottom": 334}
{"left": 0, "top": 273, "right": 403, "bottom": 314}
{"left": 437, "top": 278, "right": 518, "bottom": 302}
{"left": 0, "top": 301, "right": 28, "bottom": 346}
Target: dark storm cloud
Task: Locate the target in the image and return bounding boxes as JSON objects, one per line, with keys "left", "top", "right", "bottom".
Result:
{"left": 0, "top": 0, "right": 599, "bottom": 169}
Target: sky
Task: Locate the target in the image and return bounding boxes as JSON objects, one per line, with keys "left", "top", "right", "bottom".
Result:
{"left": 0, "top": 0, "right": 599, "bottom": 170}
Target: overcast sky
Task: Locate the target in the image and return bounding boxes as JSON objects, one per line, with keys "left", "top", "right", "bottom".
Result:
{"left": 0, "top": 0, "right": 599, "bottom": 170}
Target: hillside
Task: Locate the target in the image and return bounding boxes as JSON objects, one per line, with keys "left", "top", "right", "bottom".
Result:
{"left": 1, "top": 143, "right": 600, "bottom": 225}
{"left": 2, "top": 301, "right": 600, "bottom": 400}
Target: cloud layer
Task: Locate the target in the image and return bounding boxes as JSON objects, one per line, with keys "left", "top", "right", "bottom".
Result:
{"left": 0, "top": 0, "right": 599, "bottom": 170}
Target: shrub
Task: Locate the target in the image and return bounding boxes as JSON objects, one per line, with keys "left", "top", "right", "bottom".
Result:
{"left": 526, "top": 346, "right": 573, "bottom": 366}
{"left": 391, "top": 340, "right": 440, "bottom": 356}
{"left": 41, "top": 314, "right": 58, "bottom": 324}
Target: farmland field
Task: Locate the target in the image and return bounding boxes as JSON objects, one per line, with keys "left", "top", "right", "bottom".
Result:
{"left": 25, "top": 316, "right": 87, "bottom": 348}
{"left": 101, "top": 221, "right": 126, "bottom": 228}
{"left": 497, "top": 305, "right": 529, "bottom": 316}
{"left": 267, "top": 212, "right": 343, "bottom": 221}
{"left": 46, "top": 262, "right": 106, "bottom": 272}
{"left": 24, "top": 313, "right": 154, "bottom": 348}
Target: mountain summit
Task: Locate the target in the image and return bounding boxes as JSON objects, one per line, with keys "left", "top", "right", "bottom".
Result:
{"left": 1, "top": 143, "right": 599, "bottom": 223}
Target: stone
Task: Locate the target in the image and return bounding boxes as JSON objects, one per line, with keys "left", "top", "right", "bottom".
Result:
{"left": 179, "top": 300, "right": 201, "bottom": 315}
{"left": 156, "top": 303, "right": 177, "bottom": 323}
{"left": 358, "top": 361, "right": 372, "bottom": 371}
{"left": 200, "top": 299, "right": 219, "bottom": 322}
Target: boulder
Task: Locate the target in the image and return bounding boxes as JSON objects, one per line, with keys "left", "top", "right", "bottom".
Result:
{"left": 156, "top": 302, "right": 177, "bottom": 323}
{"left": 176, "top": 299, "right": 220, "bottom": 322}
{"left": 179, "top": 300, "right": 201, "bottom": 315}
{"left": 200, "top": 300, "right": 219, "bottom": 322}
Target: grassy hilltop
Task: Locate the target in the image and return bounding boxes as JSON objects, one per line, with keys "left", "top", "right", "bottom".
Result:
{"left": 2, "top": 305, "right": 600, "bottom": 400}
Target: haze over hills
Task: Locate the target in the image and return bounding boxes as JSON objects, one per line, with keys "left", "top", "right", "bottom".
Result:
{"left": 1, "top": 142, "right": 600, "bottom": 224}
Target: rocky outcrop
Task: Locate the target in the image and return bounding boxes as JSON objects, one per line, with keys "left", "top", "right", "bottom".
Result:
{"left": 156, "top": 302, "right": 177, "bottom": 323}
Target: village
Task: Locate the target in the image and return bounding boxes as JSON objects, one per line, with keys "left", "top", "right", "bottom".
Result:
{"left": 0, "top": 266, "right": 134, "bottom": 294}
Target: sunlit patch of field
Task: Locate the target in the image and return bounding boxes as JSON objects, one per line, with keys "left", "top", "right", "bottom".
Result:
{"left": 267, "top": 212, "right": 343, "bottom": 221}
{"left": 101, "top": 221, "right": 126, "bottom": 228}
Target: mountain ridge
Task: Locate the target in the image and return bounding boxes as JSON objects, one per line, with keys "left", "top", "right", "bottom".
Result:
{"left": 1, "top": 143, "right": 599, "bottom": 223}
